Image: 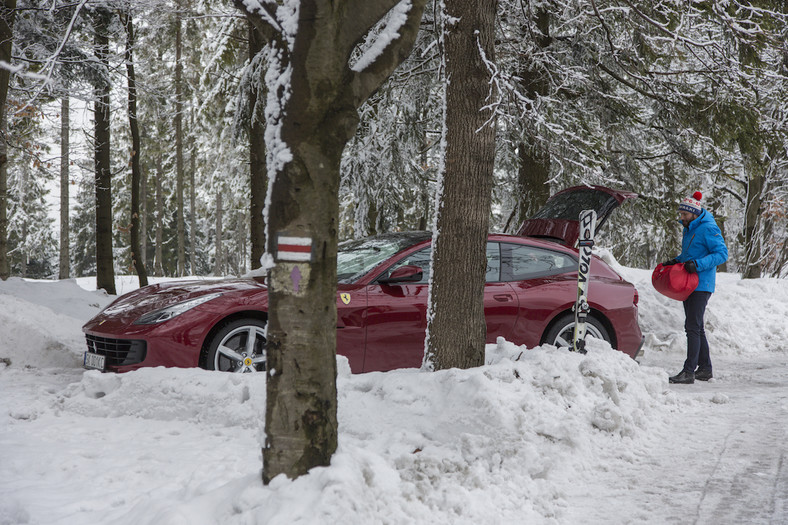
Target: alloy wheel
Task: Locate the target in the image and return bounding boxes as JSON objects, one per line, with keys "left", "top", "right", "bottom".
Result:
{"left": 213, "top": 324, "right": 266, "bottom": 373}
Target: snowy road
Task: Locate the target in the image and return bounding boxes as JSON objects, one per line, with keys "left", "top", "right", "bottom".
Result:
{"left": 566, "top": 352, "right": 788, "bottom": 525}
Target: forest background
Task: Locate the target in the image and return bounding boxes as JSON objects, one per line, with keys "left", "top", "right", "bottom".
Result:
{"left": 1, "top": 0, "right": 786, "bottom": 284}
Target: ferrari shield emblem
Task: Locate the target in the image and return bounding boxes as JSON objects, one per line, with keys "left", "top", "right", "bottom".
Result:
{"left": 340, "top": 293, "right": 351, "bottom": 305}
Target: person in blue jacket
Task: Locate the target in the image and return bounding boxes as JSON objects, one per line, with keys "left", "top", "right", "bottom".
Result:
{"left": 663, "top": 191, "right": 728, "bottom": 384}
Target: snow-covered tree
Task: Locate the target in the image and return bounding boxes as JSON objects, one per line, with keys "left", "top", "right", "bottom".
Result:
{"left": 5, "top": 123, "right": 57, "bottom": 278}
{"left": 0, "top": 1, "right": 16, "bottom": 280}
{"left": 424, "top": 0, "right": 498, "bottom": 370}
{"left": 465, "top": 0, "right": 785, "bottom": 275}
{"left": 70, "top": 173, "right": 96, "bottom": 277}
{"left": 339, "top": 5, "right": 442, "bottom": 238}
{"left": 234, "top": 0, "right": 428, "bottom": 483}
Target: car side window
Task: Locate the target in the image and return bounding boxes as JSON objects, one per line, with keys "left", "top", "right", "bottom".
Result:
{"left": 379, "top": 247, "right": 432, "bottom": 283}
{"left": 500, "top": 243, "right": 576, "bottom": 281}
{"left": 486, "top": 242, "right": 500, "bottom": 282}
{"left": 378, "top": 242, "right": 502, "bottom": 284}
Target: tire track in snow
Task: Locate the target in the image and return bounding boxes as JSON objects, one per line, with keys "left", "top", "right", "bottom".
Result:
{"left": 677, "top": 357, "right": 788, "bottom": 525}
{"left": 694, "top": 403, "right": 786, "bottom": 524}
{"left": 560, "top": 354, "right": 788, "bottom": 525}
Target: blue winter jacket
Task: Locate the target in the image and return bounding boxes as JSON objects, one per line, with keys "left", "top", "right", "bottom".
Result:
{"left": 675, "top": 209, "right": 728, "bottom": 293}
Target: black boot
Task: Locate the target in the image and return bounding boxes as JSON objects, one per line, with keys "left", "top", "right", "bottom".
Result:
{"left": 669, "top": 370, "right": 695, "bottom": 384}
{"left": 695, "top": 369, "right": 713, "bottom": 381}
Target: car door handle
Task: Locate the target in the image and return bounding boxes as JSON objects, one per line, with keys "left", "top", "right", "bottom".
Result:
{"left": 493, "top": 294, "right": 513, "bottom": 302}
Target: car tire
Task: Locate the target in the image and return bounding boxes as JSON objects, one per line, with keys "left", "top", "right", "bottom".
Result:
{"left": 204, "top": 318, "right": 267, "bottom": 372}
{"left": 542, "top": 312, "right": 610, "bottom": 349}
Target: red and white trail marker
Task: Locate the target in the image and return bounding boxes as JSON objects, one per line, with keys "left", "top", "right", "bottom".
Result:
{"left": 276, "top": 235, "right": 312, "bottom": 262}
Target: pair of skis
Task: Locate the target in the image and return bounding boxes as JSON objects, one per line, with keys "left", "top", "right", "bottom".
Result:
{"left": 572, "top": 209, "right": 597, "bottom": 354}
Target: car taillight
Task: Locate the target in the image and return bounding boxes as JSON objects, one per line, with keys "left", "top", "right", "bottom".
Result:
{"left": 633, "top": 288, "right": 639, "bottom": 306}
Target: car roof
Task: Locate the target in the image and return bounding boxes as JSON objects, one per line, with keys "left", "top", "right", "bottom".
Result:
{"left": 343, "top": 231, "right": 579, "bottom": 285}
{"left": 342, "top": 231, "right": 575, "bottom": 253}
{"left": 339, "top": 230, "right": 432, "bottom": 249}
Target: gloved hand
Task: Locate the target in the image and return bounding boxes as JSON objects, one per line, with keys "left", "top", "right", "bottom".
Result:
{"left": 684, "top": 260, "right": 697, "bottom": 273}
{"left": 662, "top": 258, "right": 679, "bottom": 266}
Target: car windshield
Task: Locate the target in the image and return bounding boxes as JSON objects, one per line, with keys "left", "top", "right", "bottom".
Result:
{"left": 531, "top": 188, "right": 618, "bottom": 221}
{"left": 337, "top": 232, "right": 430, "bottom": 283}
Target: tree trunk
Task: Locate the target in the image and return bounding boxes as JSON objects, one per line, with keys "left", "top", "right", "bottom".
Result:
{"left": 175, "top": 3, "right": 185, "bottom": 276}
{"left": 236, "top": 0, "right": 427, "bottom": 485}
{"left": 708, "top": 196, "right": 727, "bottom": 273}
{"left": 743, "top": 172, "right": 763, "bottom": 279}
{"left": 154, "top": 155, "right": 164, "bottom": 277}
{"left": 263, "top": 114, "right": 343, "bottom": 485}
{"left": 189, "top": 148, "right": 196, "bottom": 275}
{"left": 510, "top": 7, "right": 551, "bottom": 232}
{"left": 0, "top": 142, "right": 6, "bottom": 279}
{"left": 93, "top": 11, "right": 116, "bottom": 295}
{"left": 249, "top": 22, "right": 267, "bottom": 270}
{"left": 513, "top": 140, "right": 551, "bottom": 227}
{"left": 424, "top": 0, "right": 498, "bottom": 370}
{"left": 236, "top": 209, "right": 246, "bottom": 275}
{"left": 214, "top": 189, "right": 223, "bottom": 275}
{"left": 258, "top": 5, "right": 357, "bottom": 479}
{"left": 417, "top": 133, "right": 431, "bottom": 231}
{"left": 59, "top": 96, "right": 70, "bottom": 279}
{"left": 124, "top": 12, "right": 148, "bottom": 288}
{"left": 0, "top": 0, "right": 16, "bottom": 281}
{"left": 19, "top": 166, "right": 27, "bottom": 277}
{"left": 365, "top": 199, "right": 378, "bottom": 236}
{"left": 141, "top": 155, "right": 147, "bottom": 271}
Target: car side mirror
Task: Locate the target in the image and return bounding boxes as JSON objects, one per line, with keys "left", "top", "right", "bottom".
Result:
{"left": 379, "top": 265, "right": 423, "bottom": 284}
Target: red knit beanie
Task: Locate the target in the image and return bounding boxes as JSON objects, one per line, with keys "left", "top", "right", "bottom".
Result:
{"left": 679, "top": 191, "right": 703, "bottom": 215}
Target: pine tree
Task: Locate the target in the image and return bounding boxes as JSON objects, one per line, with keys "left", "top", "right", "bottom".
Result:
{"left": 70, "top": 176, "right": 96, "bottom": 277}
{"left": 5, "top": 116, "right": 57, "bottom": 278}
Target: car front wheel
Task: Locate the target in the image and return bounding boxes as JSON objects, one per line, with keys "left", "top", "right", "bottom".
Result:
{"left": 204, "top": 318, "right": 266, "bottom": 372}
{"left": 542, "top": 312, "right": 610, "bottom": 349}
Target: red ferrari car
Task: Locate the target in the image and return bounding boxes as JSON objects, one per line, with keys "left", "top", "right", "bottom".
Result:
{"left": 83, "top": 186, "right": 643, "bottom": 373}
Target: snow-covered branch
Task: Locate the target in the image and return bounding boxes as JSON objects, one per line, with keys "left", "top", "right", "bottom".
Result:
{"left": 350, "top": 0, "right": 428, "bottom": 107}
{"left": 232, "top": 0, "right": 295, "bottom": 47}
{"left": 14, "top": 0, "right": 89, "bottom": 114}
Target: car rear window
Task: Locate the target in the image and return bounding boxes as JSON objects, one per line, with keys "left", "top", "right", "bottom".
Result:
{"left": 531, "top": 188, "right": 619, "bottom": 221}
{"left": 500, "top": 243, "right": 576, "bottom": 281}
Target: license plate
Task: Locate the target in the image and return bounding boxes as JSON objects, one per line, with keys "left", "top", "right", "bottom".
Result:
{"left": 84, "top": 352, "right": 106, "bottom": 371}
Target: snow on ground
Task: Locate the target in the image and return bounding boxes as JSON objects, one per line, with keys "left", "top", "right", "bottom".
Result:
{"left": 1, "top": 266, "right": 787, "bottom": 525}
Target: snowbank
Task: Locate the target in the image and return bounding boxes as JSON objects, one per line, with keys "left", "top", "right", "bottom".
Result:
{"left": 601, "top": 251, "right": 787, "bottom": 356}
{"left": 0, "top": 277, "right": 109, "bottom": 369}
{"left": 2, "top": 266, "right": 788, "bottom": 524}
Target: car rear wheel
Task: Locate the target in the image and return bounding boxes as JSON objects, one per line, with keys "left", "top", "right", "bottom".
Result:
{"left": 205, "top": 318, "right": 267, "bottom": 373}
{"left": 542, "top": 312, "right": 610, "bottom": 349}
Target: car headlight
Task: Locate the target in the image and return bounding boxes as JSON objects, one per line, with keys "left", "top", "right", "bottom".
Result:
{"left": 133, "top": 292, "right": 223, "bottom": 325}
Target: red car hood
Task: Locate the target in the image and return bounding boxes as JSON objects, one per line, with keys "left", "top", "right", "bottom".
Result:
{"left": 517, "top": 185, "right": 637, "bottom": 246}
{"left": 85, "top": 278, "right": 266, "bottom": 329}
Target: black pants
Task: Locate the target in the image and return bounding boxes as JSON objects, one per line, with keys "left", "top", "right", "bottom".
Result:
{"left": 683, "top": 291, "right": 712, "bottom": 373}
